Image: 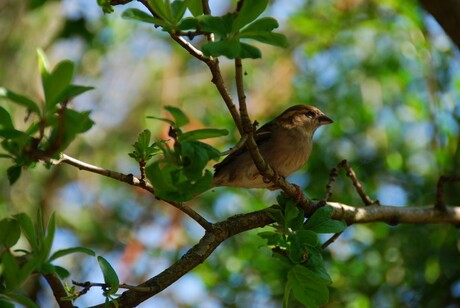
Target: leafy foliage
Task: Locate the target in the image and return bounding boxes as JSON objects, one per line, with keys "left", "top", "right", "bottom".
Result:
{"left": 0, "top": 50, "right": 94, "bottom": 184}
{"left": 142, "top": 106, "right": 228, "bottom": 201}
{"left": 0, "top": 211, "right": 96, "bottom": 306}
{"left": 122, "top": 0, "right": 287, "bottom": 59}
{"left": 260, "top": 194, "right": 346, "bottom": 307}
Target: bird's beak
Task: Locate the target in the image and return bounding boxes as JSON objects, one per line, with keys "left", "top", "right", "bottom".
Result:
{"left": 318, "top": 114, "right": 333, "bottom": 125}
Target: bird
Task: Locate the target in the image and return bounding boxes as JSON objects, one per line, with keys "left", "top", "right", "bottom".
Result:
{"left": 212, "top": 105, "right": 333, "bottom": 189}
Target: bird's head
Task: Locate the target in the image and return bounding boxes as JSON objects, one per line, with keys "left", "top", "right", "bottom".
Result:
{"left": 275, "top": 105, "right": 333, "bottom": 134}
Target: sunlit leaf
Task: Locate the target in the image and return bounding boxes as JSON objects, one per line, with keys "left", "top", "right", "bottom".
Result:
{"left": 0, "top": 88, "right": 40, "bottom": 115}
{"left": 49, "top": 246, "right": 96, "bottom": 262}
{"left": 164, "top": 105, "right": 189, "bottom": 127}
{"left": 232, "top": 0, "right": 269, "bottom": 31}
{"left": 97, "top": 256, "right": 120, "bottom": 295}
{"left": 0, "top": 218, "right": 21, "bottom": 247}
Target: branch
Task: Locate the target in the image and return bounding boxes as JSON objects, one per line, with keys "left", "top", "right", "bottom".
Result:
{"left": 57, "top": 153, "right": 153, "bottom": 191}
{"left": 90, "top": 200, "right": 460, "bottom": 307}
{"left": 56, "top": 154, "right": 212, "bottom": 230}
{"left": 92, "top": 207, "right": 273, "bottom": 307}
{"left": 325, "top": 160, "right": 379, "bottom": 206}
{"left": 435, "top": 175, "right": 460, "bottom": 211}
{"left": 326, "top": 202, "right": 460, "bottom": 224}
{"left": 234, "top": 58, "right": 311, "bottom": 209}
{"left": 43, "top": 273, "right": 74, "bottom": 308}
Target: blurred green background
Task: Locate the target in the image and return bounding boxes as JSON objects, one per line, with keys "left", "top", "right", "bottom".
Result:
{"left": 1, "top": 0, "right": 459, "bottom": 306}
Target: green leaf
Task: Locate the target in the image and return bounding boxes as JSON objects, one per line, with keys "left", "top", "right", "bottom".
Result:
{"left": 196, "top": 14, "right": 232, "bottom": 36}
{"left": 48, "top": 109, "right": 94, "bottom": 153}
{"left": 258, "top": 231, "right": 284, "bottom": 246}
{"left": 52, "top": 265, "right": 71, "bottom": 279}
{"left": 240, "top": 32, "right": 288, "bottom": 48}
{"left": 7, "top": 165, "right": 22, "bottom": 185}
{"left": 186, "top": 0, "right": 203, "bottom": 16}
{"left": 287, "top": 265, "right": 330, "bottom": 307}
{"left": 42, "top": 212, "right": 56, "bottom": 260}
{"left": 0, "top": 129, "right": 30, "bottom": 140}
{"left": 304, "top": 206, "right": 347, "bottom": 233}
{"left": 146, "top": 161, "right": 176, "bottom": 193}
{"left": 164, "top": 105, "right": 189, "bottom": 127}
{"left": 0, "top": 218, "right": 21, "bottom": 247}
{"left": 147, "top": 0, "right": 173, "bottom": 23}
{"left": 18, "top": 255, "right": 43, "bottom": 284}
{"left": 43, "top": 60, "right": 75, "bottom": 108}
{"left": 171, "top": 0, "right": 187, "bottom": 22}
{"left": 147, "top": 115, "right": 175, "bottom": 126}
{"left": 0, "top": 299, "right": 15, "bottom": 308}
{"left": 57, "top": 84, "right": 94, "bottom": 102}
{"left": 122, "top": 8, "right": 167, "bottom": 27}
{"left": 0, "top": 88, "right": 40, "bottom": 115}
{"left": 202, "top": 39, "right": 240, "bottom": 58}
{"left": 232, "top": 0, "right": 269, "bottom": 32}
{"left": 97, "top": 0, "right": 114, "bottom": 13}
{"left": 181, "top": 141, "right": 211, "bottom": 180}
{"left": 37, "top": 48, "right": 50, "bottom": 82}
{"left": 48, "top": 246, "right": 96, "bottom": 262}
{"left": 97, "top": 256, "right": 120, "bottom": 295}
{"left": 180, "top": 128, "right": 228, "bottom": 142}
{"left": 284, "top": 199, "right": 303, "bottom": 229}
{"left": 1, "top": 252, "right": 20, "bottom": 291}
{"left": 0, "top": 105, "right": 14, "bottom": 129}
{"left": 178, "top": 17, "right": 199, "bottom": 30}
{"left": 288, "top": 230, "right": 320, "bottom": 263}
{"left": 13, "top": 213, "right": 37, "bottom": 250}
{"left": 241, "top": 17, "right": 279, "bottom": 32}
{"left": 239, "top": 42, "right": 262, "bottom": 59}
{"left": 3, "top": 292, "right": 39, "bottom": 308}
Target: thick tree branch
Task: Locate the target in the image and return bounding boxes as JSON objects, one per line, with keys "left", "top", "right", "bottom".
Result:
{"left": 90, "top": 200, "right": 460, "bottom": 307}
{"left": 327, "top": 202, "right": 460, "bottom": 225}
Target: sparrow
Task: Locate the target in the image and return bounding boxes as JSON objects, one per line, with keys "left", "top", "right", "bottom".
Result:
{"left": 212, "top": 105, "right": 333, "bottom": 188}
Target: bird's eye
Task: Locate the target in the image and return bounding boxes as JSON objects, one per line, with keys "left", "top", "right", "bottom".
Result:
{"left": 304, "top": 111, "right": 315, "bottom": 118}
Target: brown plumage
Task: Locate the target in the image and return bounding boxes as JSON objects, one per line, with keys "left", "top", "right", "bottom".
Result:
{"left": 213, "top": 105, "right": 333, "bottom": 188}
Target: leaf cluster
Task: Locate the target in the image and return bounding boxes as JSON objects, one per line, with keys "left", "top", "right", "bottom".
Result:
{"left": 129, "top": 106, "right": 227, "bottom": 201}
{"left": 0, "top": 49, "right": 94, "bottom": 184}
{"left": 120, "top": 0, "right": 287, "bottom": 59}
{"left": 259, "top": 194, "right": 346, "bottom": 307}
{"left": 0, "top": 211, "right": 96, "bottom": 307}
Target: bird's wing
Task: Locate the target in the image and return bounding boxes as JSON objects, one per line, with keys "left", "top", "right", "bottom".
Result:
{"left": 213, "top": 122, "right": 274, "bottom": 175}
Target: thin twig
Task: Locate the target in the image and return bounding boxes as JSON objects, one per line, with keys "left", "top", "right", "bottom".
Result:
{"left": 56, "top": 154, "right": 213, "bottom": 230}
{"left": 220, "top": 135, "right": 248, "bottom": 156}
{"left": 57, "top": 153, "right": 152, "bottom": 191}
{"left": 73, "top": 281, "right": 155, "bottom": 295}
{"left": 435, "top": 175, "right": 460, "bottom": 211}
{"left": 323, "top": 163, "right": 340, "bottom": 203}
{"left": 338, "top": 160, "right": 379, "bottom": 206}
{"left": 321, "top": 232, "right": 344, "bottom": 249}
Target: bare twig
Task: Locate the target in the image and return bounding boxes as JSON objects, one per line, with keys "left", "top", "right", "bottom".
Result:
{"left": 329, "top": 160, "right": 379, "bottom": 206}
{"left": 55, "top": 154, "right": 213, "bottom": 230}
{"left": 323, "top": 163, "right": 340, "bottom": 203}
{"left": 57, "top": 153, "right": 153, "bottom": 191}
{"left": 73, "top": 281, "right": 155, "bottom": 295}
{"left": 321, "top": 232, "right": 344, "bottom": 250}
{"left": 220, "top": 134, "right": 248, "bottom": 156}
{"left": 435, "top": 175, "right": 460, "bottom": 211}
